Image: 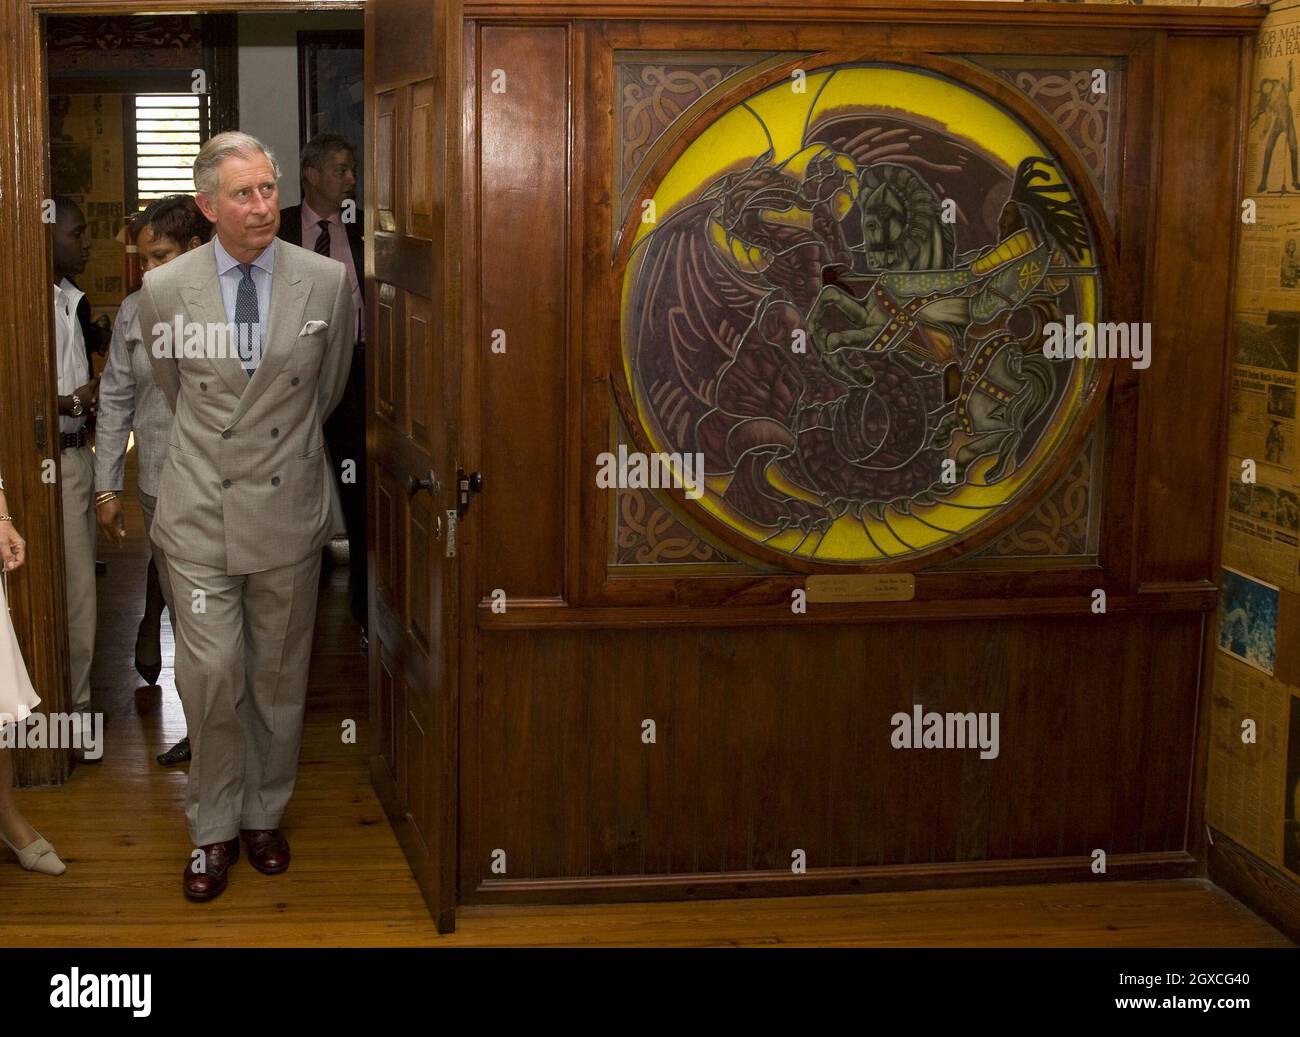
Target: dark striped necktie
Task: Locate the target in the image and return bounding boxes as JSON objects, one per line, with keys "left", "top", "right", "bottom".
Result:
{"left": 314, "top": 218, "right": 331, "bottom": 256}
{"left": 234, "top": 263, "right": 260, "bottom": 377}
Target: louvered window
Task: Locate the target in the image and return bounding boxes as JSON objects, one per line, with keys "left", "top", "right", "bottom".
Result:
{"left": 132, "top": 94, "right": 205, "bottom": 209}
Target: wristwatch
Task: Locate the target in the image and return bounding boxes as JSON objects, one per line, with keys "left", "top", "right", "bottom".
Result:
{"left": 70, "top": 393, "right": 83, "bottom": 417}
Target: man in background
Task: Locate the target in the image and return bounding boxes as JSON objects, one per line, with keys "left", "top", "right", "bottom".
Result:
{"left": 278, "top": 133, "right": 368, "bottom": 645}
{"left": 51, "top": 197, "right": 101, "bottom": 750}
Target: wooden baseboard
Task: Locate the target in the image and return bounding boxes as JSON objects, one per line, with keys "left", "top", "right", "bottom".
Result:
{"left": 468, "top": 851, "right": 1201, "bottom": 905}
{"left": 1207, "top": 828, "right": 1300, "bottom": 944}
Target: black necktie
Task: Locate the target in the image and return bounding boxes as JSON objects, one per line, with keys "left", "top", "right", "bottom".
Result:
{"left": 314, "top": 218, "right": 331, "bottom": 256}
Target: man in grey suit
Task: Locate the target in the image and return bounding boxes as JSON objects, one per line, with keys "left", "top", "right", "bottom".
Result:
{"left": 137, "top": 131, "right": 354, "bottom": 901}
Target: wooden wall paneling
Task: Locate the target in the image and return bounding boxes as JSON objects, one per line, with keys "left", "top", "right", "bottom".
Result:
{"left": 696, "top": 629, "right": 746, "bottom": 873}
{"left": 1106, "top": 609, "right": 1159, "bottom": 855}
{"left": 477, "top": 24, "right": 570, "bottom": 602}
{"left": 662, "top": 628, "right": 701, "bottom": 875}
{"left": 468, "top": 618, "right": 1212, "bottom": 903}
{"left": 1098, "top": 34, "right": 1157, "bottom": 595}
{"left": 580, "top": 630, "right": 614, "bottom": 876}
{"left": 1139, "top": 614, "right": 1206, "bottom": 853}
{"left": 578, "top": 22, "right": 615, "bottom": 608}
{"left": 491, "top": 631, "right": 534, "bottom": 881}
{"left": 859, "top": 627, "right": 898, "bottom": 867}
{"left": 740, "top": 627, "right": 780, "bottom": 870}
{"left": 640, "top": 629, "right": 672, "bottom": 875}
{"left": 566, "top": 24, "right": 587, "bottom": 605}
{"left": 613, "top": 628, "right": 648, "bottom": 875}
{"left": 555, "top": 627, "right": 591, "bottom": 877}
{"left": 527, "top": 629, "right": 570, "bottom": 879}
{"left": 984, "top": 626, "right": 1039, "bottom": 862}
{"left": 1136, "top": 33, "right": 1245, "bottom": 589}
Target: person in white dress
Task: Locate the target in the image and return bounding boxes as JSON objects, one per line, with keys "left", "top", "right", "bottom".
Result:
{"left": 0, "top": 474, "right": 67, "bottom": 875}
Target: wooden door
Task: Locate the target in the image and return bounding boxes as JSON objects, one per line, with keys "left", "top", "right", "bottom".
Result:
{"left": 365, "top": 0, "right": 462, "bottom": 933}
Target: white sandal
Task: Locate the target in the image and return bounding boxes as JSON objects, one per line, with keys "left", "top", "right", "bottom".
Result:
{"left": 1, "top": 832, "right": 66, "bottom": 875}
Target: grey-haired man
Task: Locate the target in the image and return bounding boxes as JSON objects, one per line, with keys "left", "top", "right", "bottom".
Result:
{"left": 137, "top": 131, "right": 354, "bottom": 901}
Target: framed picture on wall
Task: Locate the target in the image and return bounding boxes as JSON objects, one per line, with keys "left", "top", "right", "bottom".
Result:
{"left": 298, "top": 29, "right": 364, "bottom": 202}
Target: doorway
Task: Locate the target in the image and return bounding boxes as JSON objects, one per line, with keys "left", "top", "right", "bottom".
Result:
{"left": 1, "top": 0, "right": 463, "bottom": 934}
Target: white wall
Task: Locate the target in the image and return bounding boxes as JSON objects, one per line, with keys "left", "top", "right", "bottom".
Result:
{"left": 236, "top": 12, "right": 363, "bottom": 208}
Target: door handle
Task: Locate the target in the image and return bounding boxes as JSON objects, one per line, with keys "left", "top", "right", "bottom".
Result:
{"left": 406, "top": 469, "right": 440, "bottom": 499}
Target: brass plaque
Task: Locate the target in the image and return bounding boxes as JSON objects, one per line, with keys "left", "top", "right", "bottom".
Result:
{"left": 805, "top": 574, "right": 916, "bottom": 603}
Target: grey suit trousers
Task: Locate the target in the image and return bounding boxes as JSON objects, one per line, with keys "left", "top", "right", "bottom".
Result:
{"left": 163, "top": 551, "right": 322, "bottom": 845}
{"left": 60, "top": 445, "right": 96, "bottom": 713}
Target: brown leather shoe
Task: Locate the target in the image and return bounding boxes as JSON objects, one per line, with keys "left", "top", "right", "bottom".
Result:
{"left": 241, "top": 828, "right": 290, "bottom": 875}
{"left": 183, "top": 838, "right": 239, "bottom": 901}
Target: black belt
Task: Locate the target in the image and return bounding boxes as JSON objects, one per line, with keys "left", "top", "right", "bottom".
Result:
{"left": 60, "top": 429, "right": 88, "bottom": 451}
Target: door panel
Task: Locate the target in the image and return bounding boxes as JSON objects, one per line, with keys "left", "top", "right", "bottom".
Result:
{"left": 366, "top": 0, "right": 462, "bottom": 934}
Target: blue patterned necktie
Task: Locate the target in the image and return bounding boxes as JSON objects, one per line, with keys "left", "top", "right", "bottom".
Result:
{"left": 314, "top": 218, "right": 331, "bottom": 256}
{"left": 234, "top": 262, "right": 260, "bottom": 377}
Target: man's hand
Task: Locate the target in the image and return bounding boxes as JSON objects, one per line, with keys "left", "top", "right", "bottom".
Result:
{"left": 96, "top": 497, "right": 125, "bottom": 546}
{"left": 75, "top": 375, "right": 101, "bottom": 416}
{"left": 0, "top": 520, "right": 26, "bottom": 572}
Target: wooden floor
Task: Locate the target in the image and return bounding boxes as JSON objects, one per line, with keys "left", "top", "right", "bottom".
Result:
{"left": 0, "top": 458, "right": 1291, "bottom": 947}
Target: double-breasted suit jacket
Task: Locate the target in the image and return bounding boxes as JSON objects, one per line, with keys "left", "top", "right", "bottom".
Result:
{"left": 137, "top": 237, "right": 354, "bottom": 576}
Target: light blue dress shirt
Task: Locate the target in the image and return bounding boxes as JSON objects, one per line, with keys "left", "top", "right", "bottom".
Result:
{"left": 213, "top": 236, "right": 274, "bottom": 369}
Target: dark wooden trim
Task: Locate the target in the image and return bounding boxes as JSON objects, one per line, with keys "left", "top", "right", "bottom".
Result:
{"left": 47, "top": 71, "right": 196, "bottom": 92}
{"left": 203, "top": 11, "right": 240, "bottom": 137}
{"left": 466, "top": 850, "right": 1203, "bottom": 905}
{"left": 1207, "top": 830, "right": 1300, "bottom": 946}
{"left": 122, "top": 93, "right": 138, "bottom": 214}
{"left": 3, "top": 2, "right": 71, "bottom": 788}
{"left": 463, "top": 1, "right": 1264, "bottom": 34}
{"left": 457, "top": 15, "right": 483, "bottom": 913}
{"left": 473, "top": 586, "right": 1216, "bottom": 631}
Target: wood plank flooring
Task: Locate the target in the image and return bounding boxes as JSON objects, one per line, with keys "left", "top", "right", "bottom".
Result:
{"left": 0, "top": 453, "right": 1290, "bottom": 947}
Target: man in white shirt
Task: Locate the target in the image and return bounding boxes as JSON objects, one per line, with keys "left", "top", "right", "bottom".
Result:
{"left": 51, "top": 197, "right": 101, "bottom": 743}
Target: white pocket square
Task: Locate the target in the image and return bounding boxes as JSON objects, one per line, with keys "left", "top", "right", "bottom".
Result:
{"left": 299, "top": 320, "right": 329, "bottom": 336}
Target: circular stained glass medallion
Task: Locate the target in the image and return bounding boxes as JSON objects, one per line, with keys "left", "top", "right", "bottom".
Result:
{"left": 619, "top": 63, "right": 1104, "bottom": 567}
